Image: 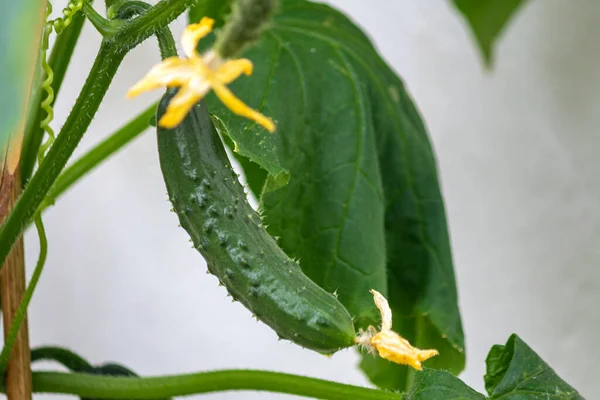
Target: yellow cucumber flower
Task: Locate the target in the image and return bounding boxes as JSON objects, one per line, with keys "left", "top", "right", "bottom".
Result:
{"left": 127, "top": 17, "right": 275, "bottom": 132}
{"left": 357, "top": 290, "right": 438, "bottom": 370}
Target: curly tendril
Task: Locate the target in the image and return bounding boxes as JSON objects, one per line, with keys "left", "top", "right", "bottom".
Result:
{"left": 38, "top": 0, "right": 84, "bottom": 164}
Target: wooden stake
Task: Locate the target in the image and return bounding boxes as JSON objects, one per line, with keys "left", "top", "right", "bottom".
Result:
{"left": 0, "top": 1, "right": 48, "bottom": 398}
{"left": 0, "top": 162, "right": 32, "bottom": 400}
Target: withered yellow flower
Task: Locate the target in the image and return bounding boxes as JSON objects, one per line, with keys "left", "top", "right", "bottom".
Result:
{"left": 357, "top": 290, "right": 438, "bottom": 370}
{"left": 127, "top": 17, "right": 275, "bottom": 132}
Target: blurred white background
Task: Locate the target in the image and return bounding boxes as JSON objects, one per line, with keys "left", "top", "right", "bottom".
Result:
{"left": 17, "top": 0, "right": 600, "bottom": 398}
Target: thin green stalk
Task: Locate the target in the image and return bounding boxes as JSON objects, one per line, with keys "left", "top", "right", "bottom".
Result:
{"left": 28, "top": 370, "right": 402, "bottom": 399}
{"left": 0, "top": 214, "right": 47, "bottom": 374}
{"left": 21, "top": 11, "right": 87, "bottom": 184}
{"left": 31, "top": 346, "right": 92, "bottom": 372}
{"left": 41, "top": 104, "right": 155, "bottom": 209}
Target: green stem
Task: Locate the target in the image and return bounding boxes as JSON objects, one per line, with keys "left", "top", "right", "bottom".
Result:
{"left": 215, "top": 0, "right": 278, "bottom": 58}
{"left": 0, "top": 215, "right": 48, "bottom": 375}
{"left": 113, "top": 0, "right": 198, "bottom": 50}
{"left": 0, "top": 42, "right": 125, "bottom": 270}
{"left": 29, "top": 370, "right": 401, "bottom": 399}
{"left": 109, "top": 0, "right": 152, "bottom": 20}
{"left": 31, "top": 346, "right": 92, "bottom": 372}
{"left": 82, "top": 1, "right": 120, "bottom": 36}
{"left": 21, "top": 11, "right": 87, "bottom": 185}
{"left": 106, "top": 0, "right": 178, "bottom": 59}
{"left": 40, "top": 104, "right": 155, "bottom": 209}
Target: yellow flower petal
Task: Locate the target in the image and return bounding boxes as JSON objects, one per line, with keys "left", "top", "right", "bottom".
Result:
{"left": 159, "top": 86, "right": 202, "bottom": 128}
{"left": 359, "top": 289, "right": 439, "bottom": 370}
{"left": 370, "top": 289, "right": 392, "bottom": 332}
{"left": 370, "top": 330, "right": 439, "bottom": 371}
{"left": 127, "top": 57, "right": 197, "bottom": 98}
{"left": 215, "top": 59, "right": 254, "bottom": 84}
{"left": 182, "top": 17, "right": 215, "bottom": 59}
{"left": 212, "top": 81, "right": 275, "bottom": 132}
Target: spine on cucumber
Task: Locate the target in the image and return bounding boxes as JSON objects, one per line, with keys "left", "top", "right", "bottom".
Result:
{"left": 156, "top": 90, "right": 356, "bottom": 353}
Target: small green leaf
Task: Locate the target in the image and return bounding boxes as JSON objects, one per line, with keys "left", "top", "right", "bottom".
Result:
{"left": 485, "top": 334, "right": 584, "bottom": 399}
{"left": 406, "top": 369, "right": 485, "bottom": 400}
{"left": 453, "top": 0, "right": 528, "bottom": 66}
{"left": 0, "top": 0, "right": 46, "bottom": 147}
{"left": 219, "top": 125, "right": 269, "bottom": 197}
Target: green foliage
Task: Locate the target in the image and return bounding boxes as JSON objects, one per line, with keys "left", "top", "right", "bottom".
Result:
{"left": 219, "top": 126, "right": 269, "bottom": 197}
{"left": 406, "top": 335, "right": 583, "bottom": 399}
{"left": 0, "top": 0, "right": 46, "bottom": 146}
{"left": 485, "top": 335, "right": 584, "bottom": 399}
{"left": 453, "top": 0, "right": 528, "bottom": 66}
{"left": 0, "top": 0, "right": 588, "bottom": 398}
{"left": 206, "top": 0, "right": 464, "bottom": 390}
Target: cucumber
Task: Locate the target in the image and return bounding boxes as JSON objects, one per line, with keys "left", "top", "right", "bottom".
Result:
{"left": 156, "top": 90, "right": 356, "bottom": 354}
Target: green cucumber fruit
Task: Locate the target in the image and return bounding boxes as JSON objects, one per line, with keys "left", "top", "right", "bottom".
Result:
{"left": 156, "top": 90, "right": 356, "bottom": 354}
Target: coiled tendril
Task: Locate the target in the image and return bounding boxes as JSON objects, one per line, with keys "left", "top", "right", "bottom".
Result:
{"left": 38, "top": 0, "right": 84, "bottom": 165}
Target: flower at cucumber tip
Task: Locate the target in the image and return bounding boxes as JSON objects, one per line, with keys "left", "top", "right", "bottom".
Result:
{"left": 357, "top": 289, "right": 439, "bottom": 370}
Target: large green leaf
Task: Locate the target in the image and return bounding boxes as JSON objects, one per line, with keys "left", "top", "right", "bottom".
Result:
{"left": 206, "top": 0, "right": 464, "bottom": 390}
{"left": 0, "top": 0, "right": 47, "bottom": 147}
{"left": 453, "top": 0, "right": 528, "bottom": 66}
{"left": 485, "top": 334, "right": 584, "bottom": 399}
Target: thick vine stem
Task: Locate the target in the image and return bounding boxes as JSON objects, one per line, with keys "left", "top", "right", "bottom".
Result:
{"left": 0, "top": 0, "right": 194, "bottom": 270}
{"left": 25, "top": 370, "right": 402, "bottom": 400}
{"left": 214, "top": 0, "right": 278, "bottom": 58}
